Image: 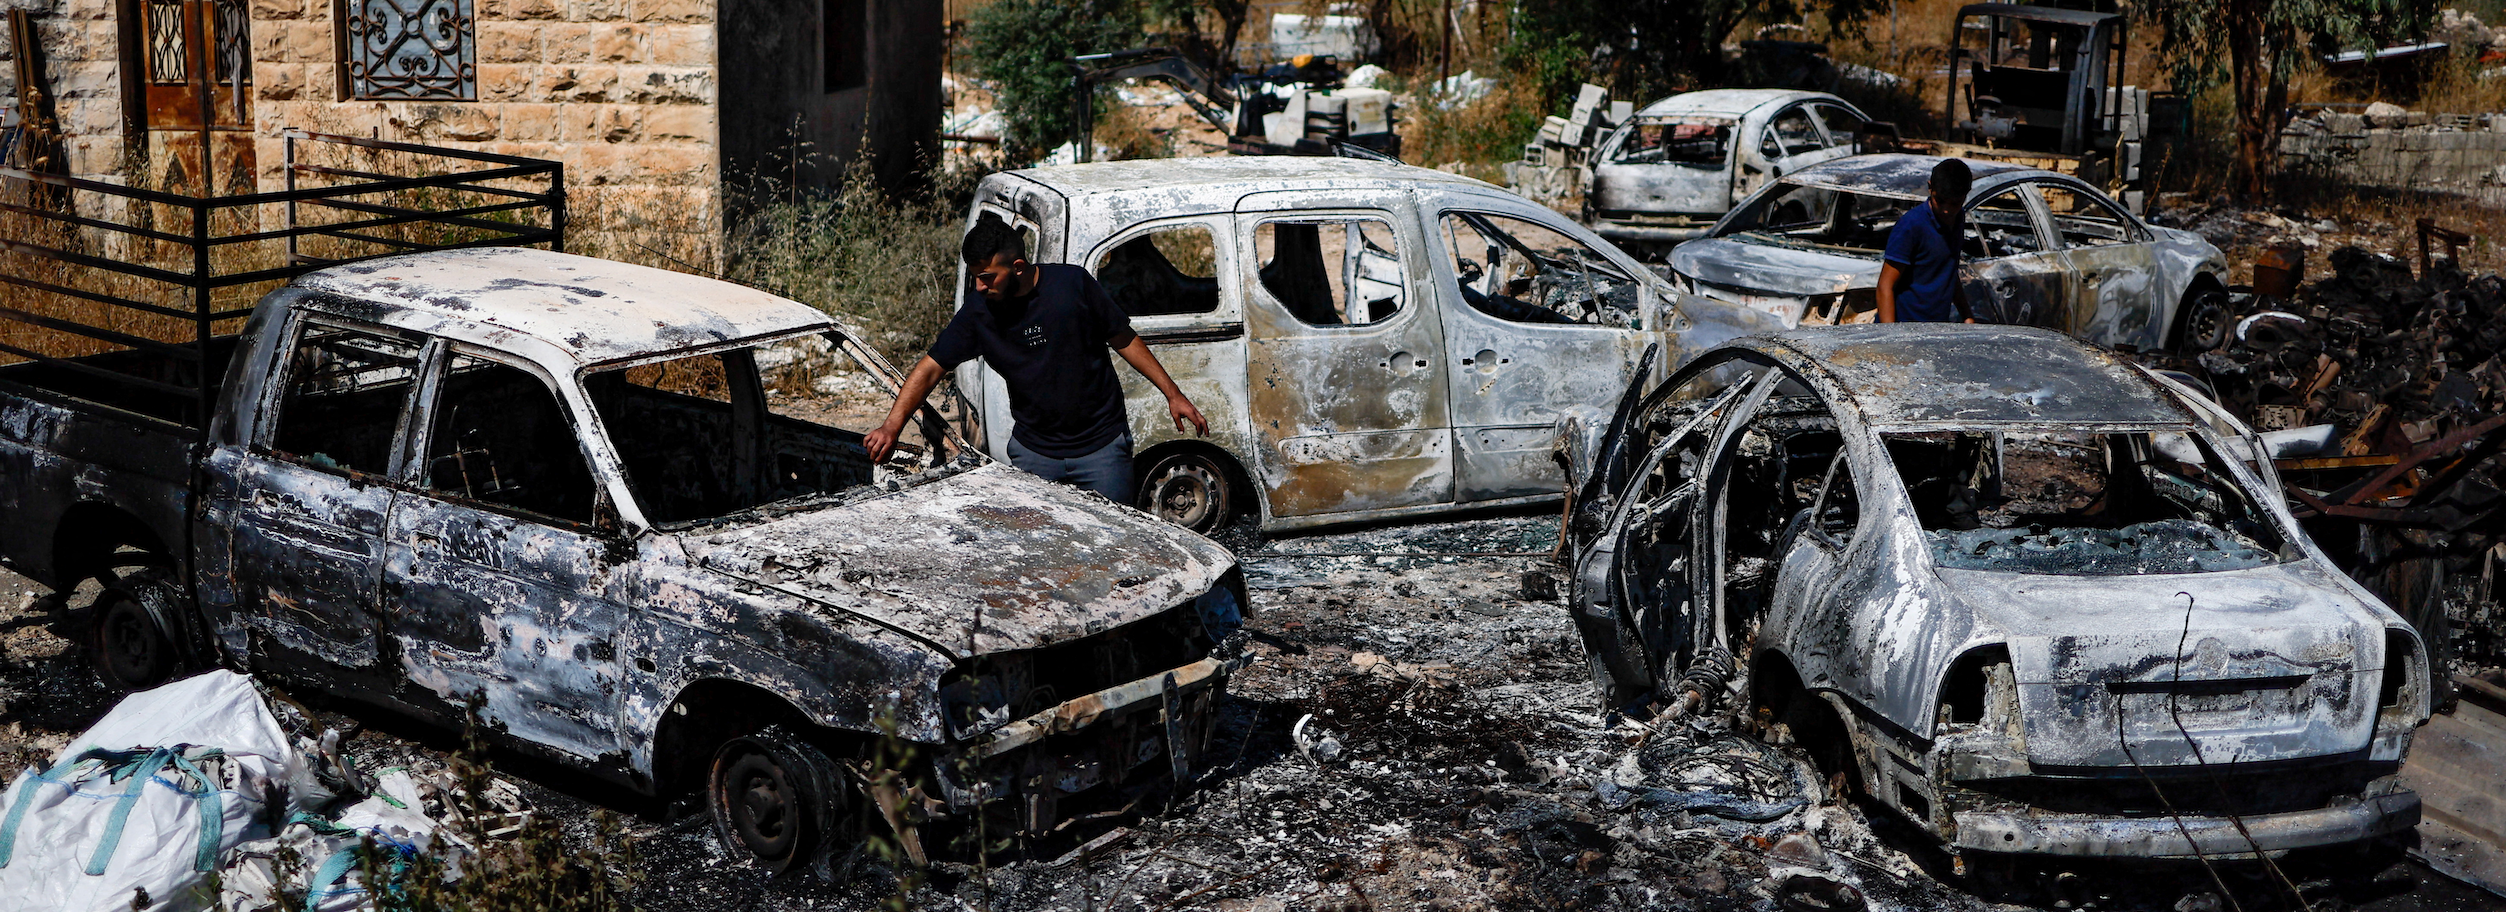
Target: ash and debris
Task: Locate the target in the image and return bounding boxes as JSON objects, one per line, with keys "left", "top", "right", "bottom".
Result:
{"left": 0, "top": 518, "right": 2491, "bottom": 911}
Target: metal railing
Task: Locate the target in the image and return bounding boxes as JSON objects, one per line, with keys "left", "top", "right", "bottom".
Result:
{"left": 0, "top": 129, "right": 564, "bottom": 433}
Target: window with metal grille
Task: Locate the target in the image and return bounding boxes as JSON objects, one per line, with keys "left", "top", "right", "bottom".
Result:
{"left": 341, "top": 0, "right": 477, "bottom": 101}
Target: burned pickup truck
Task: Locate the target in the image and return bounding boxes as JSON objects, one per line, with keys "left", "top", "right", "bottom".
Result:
{"left": 1566, "top": 325, "right": 2429, "bottom": 859}
{"left": 0, "top": 247, "right": 1246, "bottom": 870}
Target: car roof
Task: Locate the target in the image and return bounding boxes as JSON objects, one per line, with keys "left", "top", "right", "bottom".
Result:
{"left": 1631, "top": 89, "right": 1837, "bottom": 120}
{"left": 1737, "top": 325, "right": 2192, "bottom": 427}
{"left": 1960, "top": 2, "right": 2119, "bottom": 27}
{"left": 1777, "top": 153, "right": 2046, "bottom": 200}
{"left": 1005, "top": 156, "right": 1499, "bottom": 199}
{"left": 292, "top": 247, "right": 843, "bottom": 369}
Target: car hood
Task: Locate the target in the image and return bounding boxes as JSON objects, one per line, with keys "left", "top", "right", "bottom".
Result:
{"left": 1671, "top": 237, "right": 1875, "bottom": 299}
{"left": 682, "top": 463, "right": 1236, "bottom": 659}
{"left": 1933, "top": 559, "right": 2388, "bottom": 766}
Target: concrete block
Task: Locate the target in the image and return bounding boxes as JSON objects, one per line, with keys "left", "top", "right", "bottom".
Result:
{"left": 641, "top": 102, "right": 708, "bottom": 141}
{"left": 477, "top": 21, "right": 540, "bottom": 63}
{"left": 544, "top": 22, "right": 593, "bottom": 62}
{"left": 618, "top": 65, "right": 707, "bottom": 104}
{"left": 642, "top": 23, "right": 710, "bottom": 66}
{"left": 478, "top": 63, "right": 533, "bottom": 102}
{"left": 628, "top": 0, "right": 708, "bottom": 23}
{"left": 501, "top": 101, "right": 563, "bottom": 140}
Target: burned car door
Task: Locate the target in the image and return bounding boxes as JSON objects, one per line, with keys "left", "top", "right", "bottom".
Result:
{"left": 384, "top": 350, "right": 630, "bottom": 761}
{"left": 2037, "top": 181, "right": 2163, "bottom": 348}
{"left": 1431, "top": 201, "right": 1654, "bottom": 502}
{"left": 1236, "top": 195, "right": 1453, "bottom": 517}
{"left": 1571, "top": 358, "right": 1775, "bottom": 705}
{"left": 1959, "top": 183, "right": 2068, "bottom": 329}
{"left": 226, "top": 318, "right": 424, "bottom": 679}
{"left": 1751, "top": 104, "right": 1843, "bottom": 187}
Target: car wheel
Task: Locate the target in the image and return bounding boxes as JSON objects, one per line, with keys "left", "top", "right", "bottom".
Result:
{"left": 2174, "top": 285, "right": 2231, "bottom": 352}
{"left": 708, "top": 726, "right": 847, "bottom": 874}
{"left": 1140, "top": 451, "right": 1236, "bottom": 534}
{"left": 92, "top": 567, "right": 190, "bottom": 692}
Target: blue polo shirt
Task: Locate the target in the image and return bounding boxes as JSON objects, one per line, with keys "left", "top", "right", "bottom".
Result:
{"left": 1881, "top": 201, "right": 1965, "bottom": 323}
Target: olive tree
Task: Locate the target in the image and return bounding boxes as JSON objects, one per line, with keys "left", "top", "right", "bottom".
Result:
{"left": 2141, "top": 0, "right": 2433, "bottom": 197}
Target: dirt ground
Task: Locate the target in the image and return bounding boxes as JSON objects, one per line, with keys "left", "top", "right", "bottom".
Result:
{"left": 2, "top": 512, "right": 2502, "bottom": 912}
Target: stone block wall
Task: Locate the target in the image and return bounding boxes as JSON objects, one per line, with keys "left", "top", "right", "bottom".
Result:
{"left": 2, "top": 0, "right": 132, "bottom": 183}
{"left": 248, "top": 0, "right": 724, "bottom": 262}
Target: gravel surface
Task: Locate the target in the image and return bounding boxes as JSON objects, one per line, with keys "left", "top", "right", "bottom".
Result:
{"left": 1, "top": 514, "right": 2500, "bottom": 911}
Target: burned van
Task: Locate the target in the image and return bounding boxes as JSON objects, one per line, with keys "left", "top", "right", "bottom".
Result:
{"left": 953, "top": 158, "right": 1779, "bottom": 534}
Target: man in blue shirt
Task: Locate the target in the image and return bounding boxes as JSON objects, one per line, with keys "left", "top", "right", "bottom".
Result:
{"left": 865, "top": 215, "right": 1208, "bottom": 504}
{"left": 1877, "top": 158, "right": 1975, "bottom": 323}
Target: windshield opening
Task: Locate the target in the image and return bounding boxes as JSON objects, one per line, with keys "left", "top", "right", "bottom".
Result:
{"left": 586, "top": 332, "right": 945, "bottom": 526}
{"left": 1611, "top": 121, "right": 1732, "bottom": 165}
{"left": 1883, "top": 430, "right": 2288, "bottom": 575}
{"left": 1720, "top": 183, "right": 1917, "bottom": 253}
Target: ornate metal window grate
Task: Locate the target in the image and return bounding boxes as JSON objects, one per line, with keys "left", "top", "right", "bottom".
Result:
{"left": 344, "top": 0, "right": 477, "bottom": 101}
{"left": 213, "top": 0, "right": 251, "bottom": 85}
{"left": 147, "top": 0, "right": 187, "bottom": 85}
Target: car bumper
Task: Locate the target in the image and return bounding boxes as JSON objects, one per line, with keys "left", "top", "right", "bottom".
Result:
{"left": 1950, "top": 790, "right": 2421, "bottom": 858}
{"left": 936, "top": 652, "right": 1241, "bottom": 830}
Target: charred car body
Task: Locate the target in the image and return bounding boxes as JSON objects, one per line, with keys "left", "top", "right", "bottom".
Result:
{"left": 958, "top": 157, "right": 1777, "bottom": 534}
{"left": 1582, "top": 89, "right": 1874, "bottom": 252}
{"left": 0, "top": 247, "right": 1246, "bottom": 869}
{"left": 1566, "top": 326, "right": 2429, "bottom": 858}
{"left": 1666, "top": 154, "right": 2230, "bottom": 352}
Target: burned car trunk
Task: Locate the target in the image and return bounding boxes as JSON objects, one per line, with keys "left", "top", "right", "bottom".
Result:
{"left": 1567, "top": 325, "right": 2430, "bottom": 860}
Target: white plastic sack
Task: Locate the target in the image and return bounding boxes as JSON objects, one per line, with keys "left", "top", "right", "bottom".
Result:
{"left": 0, "top": 671, "right": 305, "bottom": 912}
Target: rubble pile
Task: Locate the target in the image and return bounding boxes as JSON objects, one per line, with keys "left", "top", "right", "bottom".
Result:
{"left": 2189, "top": 245, "right": 2506, "bottom": 664}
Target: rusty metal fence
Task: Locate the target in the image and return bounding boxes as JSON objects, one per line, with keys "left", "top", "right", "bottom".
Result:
{"left": 0, "top": 130, "right": 563, "bottom": 433}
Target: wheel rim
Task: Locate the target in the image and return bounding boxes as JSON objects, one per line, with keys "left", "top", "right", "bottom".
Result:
{"left": 1147, "top": 459, "right": 1224, "bottom": 530}
{"left": 2183, "top": 293, "right": 2230, "bottom": 351}
{"left": 719, "top": 751, "right": 800, "bottom": 863}
{"left": 97, "top": 598, "right": 169, "bottom": 689}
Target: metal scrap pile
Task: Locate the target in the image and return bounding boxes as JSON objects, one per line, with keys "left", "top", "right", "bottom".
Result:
{"left": 2187, "top": 244, "right": 2506, "bottom": 666}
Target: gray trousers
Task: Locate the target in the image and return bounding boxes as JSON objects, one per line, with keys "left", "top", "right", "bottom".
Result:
{"left": 1005, "top": 429, "right": 1136, "bottom": 505}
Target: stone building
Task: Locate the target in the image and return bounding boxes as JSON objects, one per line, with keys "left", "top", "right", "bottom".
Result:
{"left": 0, "top": 0, "right": 939, "bottom": 256}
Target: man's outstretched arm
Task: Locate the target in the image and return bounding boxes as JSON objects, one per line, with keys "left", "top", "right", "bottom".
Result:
{"left": 865, "top": 355, "right": 948, "bottom": 462}
{"left": 1111, "top": 333, "right": 1208, "bottom": 436}
{"left": 1875, "top": 261, "right": 1904, "bottom": 323}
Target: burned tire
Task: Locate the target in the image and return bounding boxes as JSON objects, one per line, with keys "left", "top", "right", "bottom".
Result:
{"left": 708, "top": 726, "right": 848, "bottom": 874}
{"left": 1140, "top": 450, "right": 1236, "bottom": 534}
{"left": 91, "top": 567, "right": 192, "bottom": 692}
{"left": 2173, "top": 284, "right": 2231, "bottom": 353}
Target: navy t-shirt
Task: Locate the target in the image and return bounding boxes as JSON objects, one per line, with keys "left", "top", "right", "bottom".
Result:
{"left": 929, "top": 264, "right": 1135, "bottom": 458}
{"left": 1881, "top": 200, "right": 1966, "bottom": 323}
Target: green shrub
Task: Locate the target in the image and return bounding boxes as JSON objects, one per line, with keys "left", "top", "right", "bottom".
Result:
{"left": 964, "top": 0, "right": 1147, "bottom": 162}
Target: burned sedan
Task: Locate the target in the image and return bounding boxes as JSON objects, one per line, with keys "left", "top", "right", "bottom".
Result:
{"left": 1566, "top": 325, "right": 2429, "bottom": 859}
{"left": 1665, "top": 154, "right": 2231, "bottom": 353}
{"left": 1583, "top": 89, "right": 1873, "bottom": 252}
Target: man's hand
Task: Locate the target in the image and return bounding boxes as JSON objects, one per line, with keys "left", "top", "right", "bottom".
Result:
{"left": 864, "top": 420, "right": 905, "bottom": 463}
{"left": 1169, "top": 393, "right": 1209, "bottom": 437}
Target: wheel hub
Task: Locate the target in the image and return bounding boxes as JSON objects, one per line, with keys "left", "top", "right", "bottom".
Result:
{"left": 1153, "top": 465, "right": 1217, "bottom": 526}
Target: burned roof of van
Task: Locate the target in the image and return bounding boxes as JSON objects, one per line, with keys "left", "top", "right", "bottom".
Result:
{"left": 291, "top": 247, "right": 841, "bottom": 367}
{"left": 1006, "top": 157, "right": 1496, "bottom": 198}
{"left": 1750, "top": 325, "right": 2193, "bottom": 427}
{"left": 1777, "top": 153, "right": 2042, "bottom": 199}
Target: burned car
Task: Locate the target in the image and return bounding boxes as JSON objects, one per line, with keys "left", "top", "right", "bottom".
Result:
{"left": 1566, "top": 325, "right": 2429, "bottom": 858}
{"left": 0, "top": 247, "right": 1245, "bottom": 871}
{"left": 1665, "top": 154, "right": 2230, "bottom": 353}
{"left": 1583, "top": 89, "right": 1873, "bottom": 252}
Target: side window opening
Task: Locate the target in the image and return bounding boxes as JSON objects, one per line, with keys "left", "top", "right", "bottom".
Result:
{"left": 1812, "top": 104, "right": 1865, "bottom": 144}
{"left": 1440, "top": 211, "right": 1640, "bottom": 328}
{"left": 1096, "top": 223, "right": 1221, "bottom": 317}
{"left": 1763, "top": 106, "right": 1827, "bottom": 158}
{"left": 1965, "top": 186, "right": 2043, "bottom": 257}
{"left": 270, "top": 322, "right": 422, "bottom": 476}
{"left": 1812, "top": 452, "right": 1859, "bottom": 543}
{"left": 1254, "top": 217, "right": 1406, "bottom": 326}
{"left": 424, "top": 354, "right": 598, "bottom": 527}
{"left": 1720, "top": 396, "right": 1844, "bottom": 620}
{"left": 2037, "top": 184, "right": 2136, "bottom": 248}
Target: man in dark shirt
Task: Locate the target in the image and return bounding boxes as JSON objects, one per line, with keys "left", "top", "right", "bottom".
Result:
{"left": 865, "top": 215, "right": 1207, "bottom": 504}
{"left": 1877, "top": 158, "right": 1976, "bottom": 323}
